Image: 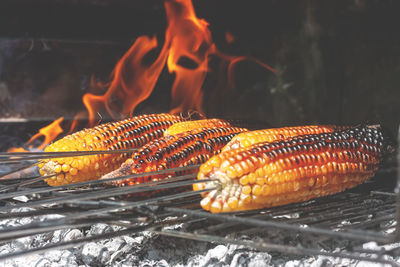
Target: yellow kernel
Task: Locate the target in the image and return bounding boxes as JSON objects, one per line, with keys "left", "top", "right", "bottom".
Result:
{"left": 248, "top": 172, "right": 257, "bottom": 184}
{"left": 61, "top": 164, "right": 70, "bottom": 173}
{"left": 262, "top": 185, "right": 271, "bottom": 196}
{"left": 252, "top": 185, "right": 262, "bottom": 196}
{"left": 255, "top": 168, "right": 264, "bottom": 178}
{"left": 70, "top": 168, "right": 78, "bottom": 176}
{"left": 200, "top": 197, "right": 211, "bottom": 211}
{"left": 54, "top": 165, "right": 62, "bottom": 173}
{"left": 200, "top": 163, "right": 212, "bottom": 174}
{"left": 209, "top": 156, "right": 221, "bottom": 168}
{"left": 256, "top": 177, "right": 265, "bottom": 186}
{"left": 226, "top": 167, "right": 237, "bottom": 179}
{"left": 210, "top": 201, "right": 222, "bottom": 213}
{"left": 77, "top": 160, "right": 84, "bottom": 170}
{"left": 56, "top": 174, "right": 65, "bottom": 183}
{"left": 220, "top": 160, "right": 231, "bottom": 171}
{"left": 227, "top": 197, "right": 239, "bottom": 209}
{"left": 241, "top": 194, "right": 252, "bottom": 204}
{"left": 242, "top": 139, "right": 251, "bottom": 147}
{"left": 241, "top": 185, "right": 252, "bottom": 195}
{"left": 233, "top": 163, "right": 244, "bottom": 177}
{"left": 239, "top": 176, "right": 249, "bottom": 185}
{"left": 71, "top": 159, "right": 79, "bottom": 169}
{"left": 65, "top": 174, "right": 73, "bottom": 182}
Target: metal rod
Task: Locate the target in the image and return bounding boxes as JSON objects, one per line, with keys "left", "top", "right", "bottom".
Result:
{"left": 0, "top": 149, "right": 138, "bottom": 163}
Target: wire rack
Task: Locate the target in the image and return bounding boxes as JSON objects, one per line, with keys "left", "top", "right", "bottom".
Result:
{"left": 0, "top": 128, "right": 399, "bottom": 265}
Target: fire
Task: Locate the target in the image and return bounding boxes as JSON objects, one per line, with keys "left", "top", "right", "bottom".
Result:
{"left": 83, "top": 0, "right": 274, "bottom": 122}
{"left": 8, "top": 117, "right": 64, "bottom": 152}
{"left": 10, "top": 0, "right": 275, "bottom": 151}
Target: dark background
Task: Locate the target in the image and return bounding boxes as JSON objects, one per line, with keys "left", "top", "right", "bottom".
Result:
{"left": 0, "top": 0, "right": 399, "bottom": 136}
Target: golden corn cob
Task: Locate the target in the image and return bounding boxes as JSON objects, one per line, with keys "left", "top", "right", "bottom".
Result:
{"left": 194, "top": 126, "right": 388, "bottom": 213}
{"left": 39, "top": 113, "right": 183, "bottom": 186}
{"left": 164, "top": 119, "right": 231, "bottom": 136}
{"left": 222, "top": 125, "right": 343, "bottom": 152}
{"left": 103, "top": 126, "right": 248, "bottom": 186}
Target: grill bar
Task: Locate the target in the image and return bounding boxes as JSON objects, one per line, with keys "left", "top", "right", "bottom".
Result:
{"left": 0, "top": 149, "right": 138, "bottom": 163}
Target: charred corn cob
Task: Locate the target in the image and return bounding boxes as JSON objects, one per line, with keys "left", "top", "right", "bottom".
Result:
{"left": 194, "top": 126, "right": 389, "bottom": 213}
{"left": 222, "top": 125, "right": 343, "bottom": 152}
{"left": 164, "top": 119, "right": 231, "bottom": 136}
{"left": 39, "top": 113, "right": 183, "bottom": 186}
{"left": 103, "top": 126, "right": 248, "bottom": 186}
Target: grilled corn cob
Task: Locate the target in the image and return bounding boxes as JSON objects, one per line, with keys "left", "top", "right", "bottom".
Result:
{"left": 194, "top": 126, "right": 388, "bottom": 213}
{"left": 222, "top": 125, "right": 343, "bottom": 152}
{"left": 164, "top": 119, "right": 231, "bottom": 136}
{"left": 39, "top": 113, "right": 183, "bottom": 186}
{"left": 103, "top": 127, "right": 248, "bottom": 186}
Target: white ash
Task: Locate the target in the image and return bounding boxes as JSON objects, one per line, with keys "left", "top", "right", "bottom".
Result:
{"left": 1, "top": 212, "right": 400, "bottom": 266}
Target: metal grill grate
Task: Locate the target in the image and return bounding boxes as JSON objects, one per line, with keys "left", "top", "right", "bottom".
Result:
{"left": 0, "top": 128, "right": 399, "bottom": 265}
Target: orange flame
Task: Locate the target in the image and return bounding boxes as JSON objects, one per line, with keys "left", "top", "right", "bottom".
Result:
{"left": 83, "top": 0, "right": 275, "bottom": 124}
{"left": 7, "top": 117, "right": 64, "bottom": 152}
{"left": 26, "top": 117, "right": 64, "bottom": 150}
{"left": 10, "top": 0, "right": 275, "bottom": 151}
